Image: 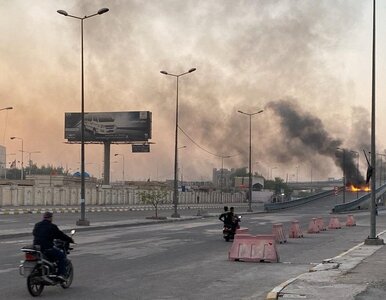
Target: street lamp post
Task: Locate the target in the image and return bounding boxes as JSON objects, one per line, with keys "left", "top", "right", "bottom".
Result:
{"left": 1, "top": 107, "right": 13, "bottom": 178}
{"left": 336, "top": 147, "right": 346, "bottom": 204}
{"left": 114, "top": 154, "right": 125, "bottom": 182}
{"left": 237, "top": 109, "right": 264, "bottom": 212}
{"left": 350, "top": 150, "right": 359, "bottom": 199}
{"left": 25, "top": 151, "right": 41, "bottom": 175}
{"left": 10, "top": 136, "right": 23, "bottom": 180}
{"left": 160, "top": 68, "right": 196, "bottom": 218}
{"left": 58, "top": 7, "right": 109, "bottom": 226}
{"left": 365, "top": 0, "right": 383, "bottom": 245}
{"left": 270, "top": 166, "right": 277, "bottom": 180}
{"left": 178, "top": 145, "right": 187, "bottom": 189}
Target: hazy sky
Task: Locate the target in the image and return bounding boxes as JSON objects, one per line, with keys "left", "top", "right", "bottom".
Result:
{"left": 1, "top": 0, "right": 386, "bottom": 182}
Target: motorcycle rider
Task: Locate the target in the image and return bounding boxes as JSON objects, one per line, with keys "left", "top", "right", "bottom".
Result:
{"left": 33, "top": 211, "right": 74, "bottom": 281}
{"left": 228, "top": 207, "right": 238, "bottom": 232}
{"left": 219, "top": 206, "right": 236, "bottom": 231}
{"left": 219, "top": 206, "right": 229, "bottom": 224}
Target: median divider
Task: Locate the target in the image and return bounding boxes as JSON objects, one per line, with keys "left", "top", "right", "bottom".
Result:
{"left": 307, "top": 218, "right": 320, "bottom": 233}
{"left": 272, "top": 223, "right": 287, "bottom": 243}
{"left": 289, "top": 220, "right": 303, "bottom": 238}
{"left": 228, "top": 234, "right": 279, "bottom": 263}
{"left": 316, "top": 217, "right": 327, "bottom": 231}
{"left": 328, "top": 216, "right": 341, "bottom": 229}
{"left": 236, "top": 227, "right": 249, "bottom": 234}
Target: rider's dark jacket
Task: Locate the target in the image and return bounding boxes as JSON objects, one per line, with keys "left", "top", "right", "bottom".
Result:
{"left": 219, "top": 212, "right": 234, "bottom": 227}
{"left": 33, "top": 220, "right": 73, "bottom": 251}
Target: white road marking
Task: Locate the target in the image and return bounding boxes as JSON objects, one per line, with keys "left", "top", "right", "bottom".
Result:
{"left": 0, "top": 267, "right": 18, "bottom": 274}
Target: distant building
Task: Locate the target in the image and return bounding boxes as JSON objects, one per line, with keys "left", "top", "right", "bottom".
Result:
{"left": 234, "top": 176, "right": 264, "bottom": 191}
{"left": 212, "top": 168, "right": 232, "bottom": 190}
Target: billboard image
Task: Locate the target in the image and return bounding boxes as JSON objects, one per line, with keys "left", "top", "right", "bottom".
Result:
{"left": 65, "top": 111, "right": 152, "bottom": 142}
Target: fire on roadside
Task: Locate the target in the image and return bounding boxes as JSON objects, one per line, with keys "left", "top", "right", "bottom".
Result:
{"left": 347, "top": 184, "right": 371, "bottom": 192}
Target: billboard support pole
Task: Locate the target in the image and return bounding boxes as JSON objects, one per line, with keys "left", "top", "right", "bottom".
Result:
{"left": 103, "top": 141, "right": 111, "bottom": 185}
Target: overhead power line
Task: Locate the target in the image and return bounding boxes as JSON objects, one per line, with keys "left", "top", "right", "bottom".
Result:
{"left": 178, "top": 126, "right": 238, "bottom": 159}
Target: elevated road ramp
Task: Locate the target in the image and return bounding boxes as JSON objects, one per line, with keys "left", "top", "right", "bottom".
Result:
{"left": 332, "top": 183, "right": 386, "bottom": 213}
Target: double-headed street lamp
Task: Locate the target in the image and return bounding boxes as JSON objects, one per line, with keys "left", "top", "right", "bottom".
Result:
{"left": 114, "top": 153, "right": 125, "bottom": 182}
{"left": 160, "top": 68, "right": 196, "bottom": 218}
{"left": 10, "top": 136, "right": 23, "bottom": 180}
{"left": 237, "top": 109, "right": 264, "bottom": 212}
{"left": 58, "top": 7, "right": 109, "bottom": 226}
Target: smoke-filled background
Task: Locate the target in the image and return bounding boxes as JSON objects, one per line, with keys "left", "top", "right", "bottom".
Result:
{"left": 1, "top": 0, "right": 386, "bottom": 182}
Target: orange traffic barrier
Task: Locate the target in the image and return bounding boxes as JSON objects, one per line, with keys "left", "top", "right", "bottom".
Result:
{"left": 328, "top": 216, "right": 341, "bottom": 229}
{"left": 308, "top": 218, "right": 320, "bottom": 233}
{"left": 272, "top": 223, "right": 287, "bottom": 244}
{"left": 289, "top": 220, "right": 303, "bottom": 238}
{"left": 228, "top": 234, "right": 279, "bottom": 263}
{"left": 316, "top": 217, "right": 327, "bottom": 231}
{"left": 236, "top": 227, "right": 249, "bottom": 234}
{"left": 346, "top": 215, "right": 356, "bottom": 227}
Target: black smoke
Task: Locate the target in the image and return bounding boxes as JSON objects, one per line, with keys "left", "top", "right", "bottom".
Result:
{"left": 267, "top": 99, "right": 366, "bottom": 185}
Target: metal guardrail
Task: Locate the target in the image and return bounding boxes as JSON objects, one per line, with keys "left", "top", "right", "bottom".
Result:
{"left": 332, "top": 184, "right": 386, "bottom": 213}
{"left": 264, "top": 189, "right": 339, "bottom": 212}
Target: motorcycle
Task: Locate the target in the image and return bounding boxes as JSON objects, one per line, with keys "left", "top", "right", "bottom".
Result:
{"left": 19, "top": 229, "right": 76, "bottom": 297}
{"left": 223, "top": 215, "right": 241, "bottom": 242}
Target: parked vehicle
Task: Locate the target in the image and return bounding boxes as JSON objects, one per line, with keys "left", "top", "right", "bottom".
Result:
{"left": 19, "top": 230, "right": 76, "bottom": 297}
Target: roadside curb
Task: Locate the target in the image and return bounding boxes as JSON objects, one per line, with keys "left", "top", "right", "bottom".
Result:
{"left": 0, "top": 203, "right": 258, "bottom": 215}
{"left": 265, "top": 230, "right": 386, "bottom": 299}
{"left": 0, "top": 208, "right": 265, "bottom": 240}
{"left": 0, "top": 215, "right": 203, "bottom": 240}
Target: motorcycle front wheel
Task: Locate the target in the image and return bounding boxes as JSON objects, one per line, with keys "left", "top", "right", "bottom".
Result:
{"left": 60, "top": 260, "right": 74, "bottom": 289}
{"left": 27, "top": 274, "right": 44, "bottom": 297}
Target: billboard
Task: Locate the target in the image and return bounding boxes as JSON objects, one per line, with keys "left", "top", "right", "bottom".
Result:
{"left": 65, "top": 111, "right": 152, "bottom": 142}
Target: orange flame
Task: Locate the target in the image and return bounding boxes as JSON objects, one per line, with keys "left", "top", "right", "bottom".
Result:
{"left": 347, "top": 184, "right": 371, "bottom": 192}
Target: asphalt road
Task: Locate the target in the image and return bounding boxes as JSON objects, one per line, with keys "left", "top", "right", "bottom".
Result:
{"left": 1, "top": 191, "right": 384, "bottom": 300}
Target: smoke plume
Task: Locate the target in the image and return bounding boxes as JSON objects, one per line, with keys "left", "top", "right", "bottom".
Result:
{"left": 267, "top": 99, "right": 366, "bottom": 185}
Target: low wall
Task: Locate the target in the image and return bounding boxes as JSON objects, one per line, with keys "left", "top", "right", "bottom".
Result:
{"left": 0, "top": 185, "right": 244, "bottom": 207}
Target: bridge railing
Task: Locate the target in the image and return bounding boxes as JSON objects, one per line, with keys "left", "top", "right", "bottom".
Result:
{"left": 264, "top": 189, "right": 340, "bottom": 212}
{"left": 332, "top": 184, "right": 386, "bottom": 213}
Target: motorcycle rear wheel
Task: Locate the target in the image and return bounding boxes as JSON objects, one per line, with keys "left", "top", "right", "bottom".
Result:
{"left": 60, "top": 260, "right": 74, "bottom": 289}
{"left": 27, "top": 275, "right": 44, "bottom": 297}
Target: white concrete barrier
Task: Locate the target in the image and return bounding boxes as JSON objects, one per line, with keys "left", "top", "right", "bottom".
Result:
{"left": 0, "top": 185, "right": 244, "bottom": 207}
